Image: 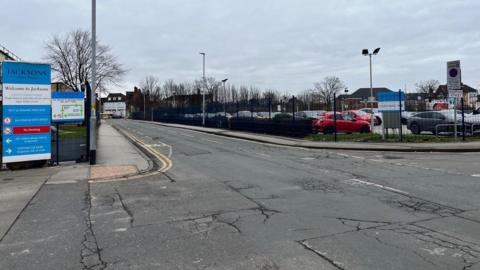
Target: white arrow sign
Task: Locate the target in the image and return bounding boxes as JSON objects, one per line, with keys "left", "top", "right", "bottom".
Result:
{"left": 6, "top": 149, "right": 12, "bottom": 155}
{"left": 6, "top": 138, "right": 12, "bottom": 144}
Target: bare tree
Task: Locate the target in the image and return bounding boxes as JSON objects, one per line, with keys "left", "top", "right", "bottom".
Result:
{"left": 140, "top": 75, "right": 161, "bottom": 103}
{"left": 314, "top": 76, "right": 346, "bottom": 108}
{"left": 415, "top": 80, "right": 439, "bottom": 100}
{"left": 45, "top": 29, "right": 126, "bottom": 93}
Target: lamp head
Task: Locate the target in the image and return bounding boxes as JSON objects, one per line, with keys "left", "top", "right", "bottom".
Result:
{"left": 362, "top": 49, "right": 369, "bottom": 56}
{"left": 373, "top": 48, "right": 381, "bottom": 55}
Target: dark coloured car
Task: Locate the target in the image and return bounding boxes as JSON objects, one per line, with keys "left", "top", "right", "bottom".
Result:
{"left": 407, "top": 111, "right": 457, "bottom": 134}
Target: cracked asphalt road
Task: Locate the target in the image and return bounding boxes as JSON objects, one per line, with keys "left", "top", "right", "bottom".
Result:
{"left": 2, "top": 119, "right": 480, "bottom": 270}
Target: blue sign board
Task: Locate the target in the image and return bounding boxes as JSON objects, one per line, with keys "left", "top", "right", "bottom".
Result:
{"left": 2, "top": 62, "right": 52, "bottom": 163}
{"left": 377, "top": 92, "right": 405, "bottom": 112}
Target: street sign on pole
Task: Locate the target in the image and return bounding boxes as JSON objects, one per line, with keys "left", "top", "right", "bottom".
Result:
{"left": 1, "top": 61, "right": 52, "bottom": 163}
{"left": 447, "top": 60, "right": 462, "bottom": 98}
{"left": 52, "top": 92, "right": 85, "bottom": 123}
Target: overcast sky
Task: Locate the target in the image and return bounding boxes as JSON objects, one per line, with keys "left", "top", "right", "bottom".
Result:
{"left": 2, "top": 0, "right": 479, "bottom": 94}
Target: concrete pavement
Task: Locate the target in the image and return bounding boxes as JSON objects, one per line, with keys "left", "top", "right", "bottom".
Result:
{"left": 0, "top": 121, "right": 153, "bottom": 270}
{"left": 136, "top": 120, "right": 480, "bottom": 152}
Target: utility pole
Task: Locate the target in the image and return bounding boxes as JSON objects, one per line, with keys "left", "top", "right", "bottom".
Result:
{"left": 200, "top": 52, "right": 206, "bottom": 125}
{"left": 89, "top": 0, "right": 97, "bottom": 165}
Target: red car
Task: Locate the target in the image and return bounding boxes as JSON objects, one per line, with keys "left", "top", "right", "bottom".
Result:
{"left": 313, "top": 113, "right": 371, "bottom": 134}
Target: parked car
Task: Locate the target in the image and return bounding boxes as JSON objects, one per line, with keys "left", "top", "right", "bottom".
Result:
{"left": 294, "top": 110, "right": 325, "bottom": 120}
{"left": 313, "top": 112, "right": 371, "bottom": 134}
{"left": 358, "top": 108, "right": 382, "bottom": 125}
{"left": 231, "top": 111, "right": 257, "bottom": 118}
{"left": 272, "top": 112, "right": 293, "bottom": 121}
{"left": 407, "top": 111, "right": 459, "bottom": 135}
{"left": 345, "top": 110, "right": 381, "bottom": 126}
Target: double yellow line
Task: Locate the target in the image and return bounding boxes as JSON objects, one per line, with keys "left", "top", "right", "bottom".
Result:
{"left": 120, "top": 128, "right": 173, "bottom": 173}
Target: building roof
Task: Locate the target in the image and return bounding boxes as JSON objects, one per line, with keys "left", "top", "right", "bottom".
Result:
{"left": 105, "top": 93, "right": 126, "bottom": 102}
{"left": 437, "top": 83, "right": 477, "bottom": 94}
{"left": 344, "top": 87, "right": 394, "bottom": 100}
{"left": 0, "top": 44, "right": 21, "bottom": 61}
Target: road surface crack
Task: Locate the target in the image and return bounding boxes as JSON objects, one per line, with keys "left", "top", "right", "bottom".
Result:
{"left": 298, "top": 240, "right": 345, "bottom": 270}
{"left": 225, "top": 183, "right": 281, "bottom": 224}
{"left": 81, "top": 183, "right": 107, "bottom": 270}
{"left": 114, "top": 188, "right": 134, "bottom": 227}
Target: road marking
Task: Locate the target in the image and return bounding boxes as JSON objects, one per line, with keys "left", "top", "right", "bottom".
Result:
{"left": 115, "top": 228, "right": 127, "bottom": 232}
{"left": 117, "top": 129, "right": 173, "bottom": 173}
{"left": 345, "top": 178, "right": 409, "bottom": 195}
{"left": 201, "top": 138, "right": 222, "bottom": 144}
{"left": 301, "top": 157, "right": 315, "bottom": 160}
{"left": 256, "top": 152, "right": 271, "bottom": 158}
{"left": 472, "top": 174, "right": 480, "bottom": 178}
{"left": 179, "top": 132, "right": 195, "bottom": 138}
{"left": 368, "top": 159, "right": 384, "bottom": 163}
{"left": 351, "top": 155, "right": 364, "bottom": 159}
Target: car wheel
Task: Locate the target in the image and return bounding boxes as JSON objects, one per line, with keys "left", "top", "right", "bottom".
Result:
{"left": 323, "top": 126, "right": 335, "bottom": 134}
{"left": 375, "top": 116, "right": 382, "bottom": 126}
{"left": 360, "top": 125, "right": 370, "bottom": 133}
{"left": 410, "top": 123, "right": 421, "bottom": 135}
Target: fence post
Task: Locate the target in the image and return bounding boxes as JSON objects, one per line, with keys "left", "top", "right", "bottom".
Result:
{"left": 268, "top": 98, "right": 272, "bottom": 119}
{"left": 56, "top": 123, "right": 60, "bottom": 165}
{"left": 461, "top": 97, "right": 465, "bottom": 141}
{"left": 236, "top": 101, "right": 239, "bottom": 119}
{"left": 292, "top": 95, "right": 295, "bottom": 121}
{"left": 333, "top": 93, "right": 337, "bottom": 142}
{"left": 399, "top": 89, "right": 403, "bottom": 142}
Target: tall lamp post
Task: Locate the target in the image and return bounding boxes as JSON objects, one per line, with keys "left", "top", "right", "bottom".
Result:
{"left": 222, "top": 78, "right": 228, "bottom": 117}
{"left": 89, "top": 0, "right": 97, "bottom": 164}
{"left": 199, "top": 52, "right": 206, "bottom": 126}
{"left": 362, "top": 47, "right": 381, "bottom": 129}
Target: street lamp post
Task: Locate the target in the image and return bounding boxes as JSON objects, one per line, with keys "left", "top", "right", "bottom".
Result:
{"left": 362, "top": 47, "right": 381, "bottom": 129}
{"left": 199, "top": 52, "right": 206, "bottom": 126}
{"left": 222, "top": 78, "right": 228, "bottom": 118}
{"left": 89, "top": 0, "right": 97, "bottom": 165}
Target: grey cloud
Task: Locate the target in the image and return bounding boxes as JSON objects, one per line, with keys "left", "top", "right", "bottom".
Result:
{"left": 1, "top": 0, "right": 479, "bottom": 93}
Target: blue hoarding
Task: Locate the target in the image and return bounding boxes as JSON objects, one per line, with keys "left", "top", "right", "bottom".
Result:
{"left": 2, "top": 62, "right": 52, "bottom": 163}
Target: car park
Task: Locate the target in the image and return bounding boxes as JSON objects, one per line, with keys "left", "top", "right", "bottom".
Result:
{"left": 313, "top": 112, "right": 371, "bottom": 134}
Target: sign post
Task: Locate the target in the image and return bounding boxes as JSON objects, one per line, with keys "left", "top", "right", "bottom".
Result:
{"left": 1, "top": 62, "right": 51, "bottom": 164}
{"left": 378, "top": 92, "right": 405, "bottom": 139}
{"left": 447, "top": 60, "right": 462, "bottom": 141}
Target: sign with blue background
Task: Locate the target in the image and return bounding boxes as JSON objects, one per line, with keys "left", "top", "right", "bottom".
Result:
{"left": 377, "top": 92, "right": 405, "bottom": 112}
{"left": 2, "top": 61, "right": 52, "bottom": 163}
